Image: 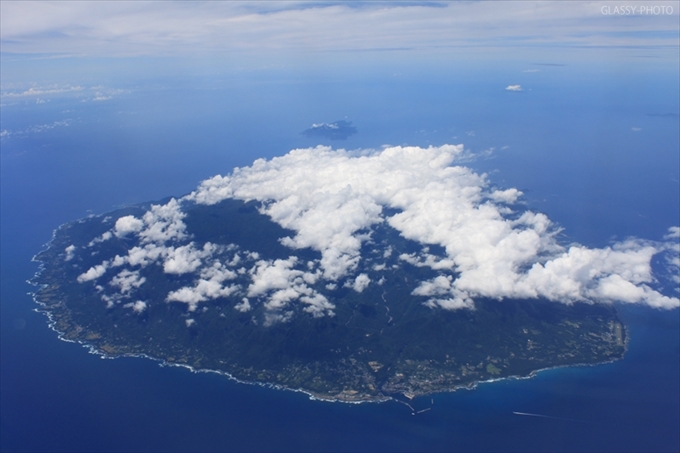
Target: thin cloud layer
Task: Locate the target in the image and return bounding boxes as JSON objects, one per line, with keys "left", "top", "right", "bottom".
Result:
{"left": 2, "top": 2, "right": 678, "bottom": 57}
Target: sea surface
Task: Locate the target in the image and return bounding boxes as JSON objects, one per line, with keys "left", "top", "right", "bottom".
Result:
{"left": 1, "top": 61, "right": 678, "bottom": 451}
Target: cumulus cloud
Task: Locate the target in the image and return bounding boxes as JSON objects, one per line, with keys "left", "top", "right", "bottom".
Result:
{"left": 300, "top": 293, "right": 335, "bottom": 318}
{"left": 163, "top": 242, "right": 216, "bottom": 274}
{"left": 77, "top": 261, "right": 109, "bottom": 282}
{"left": 505, "top": 85, "right": 523, "bottom": 92}
{"left": 114, "top": 216, "right": 144, "bottom": 237}
{"left": 489, "top": 188, "right": 522, "bottom": 204}
{"left": 164, "top": 254, "right": 242, "bottom": 311}
{"left": 246, "top": 257, "right": 333, "bottom": 317}
{"left": 189, "top": 145, "right": 468, "bottom": 280}
{"left": 88, "top": 231, "right": 112, "bottom": 246}
{"left": 400, "top": 252, "right": 456, "bottom": 270}
{"left": 166, "top": 280, "right": 239, "bottom": 312}
{"left": 113, "top": 243, "right": 167, "bottom": 268}
{"left": 64, "top": 244, "right": 76, "bottom": 261}
{"left": 662, "top": 227, "right": 680, "bottom": 288}
{"left": 413, "top": 275, "right": 454, "bottom": 297}
{"left": 123, "top": 300, "right": 147, "bottom": 313}
{"left": 235, "top": 298, "right": 252, "bottom": 312}
{"left": 264, "top": 310, "right": 293, "bottom": 327}
{"left": 111, "top": 200, "right": 188, "bottom": 244}
{"left": 351, "top": 273, "right": 371, "bottom": 293}
{"left": 247, "top": 257, "right": 304, "bottom": 297}
{"left": 109, "top": 269, "right": 146, "bottom": 295}
{"left": 139, "top": 199, "right": 187, "bottom": 243}
{"left": 187, "top": 144, "right": 678, "bottom": 310}
{"left": 664, "top": 226, "right": 680, "bottom": 240}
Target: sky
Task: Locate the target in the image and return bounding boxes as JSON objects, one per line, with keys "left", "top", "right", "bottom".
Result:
{"left": 2, "top": 1, "right": 678, "bottom": 56}
{"left": 1, "top": 1, "right": 679, "bottom": 84}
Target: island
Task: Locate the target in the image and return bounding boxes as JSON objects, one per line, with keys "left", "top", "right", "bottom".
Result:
{"left": 301, "top": 120, "right": 357, "bottom": 140}
{"left": 33, "top": 196, "right": 626, "bottom": 403}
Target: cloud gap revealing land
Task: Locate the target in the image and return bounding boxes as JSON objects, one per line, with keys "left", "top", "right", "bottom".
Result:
{"left": 33, "top": 145, "right": 678, "bottom": 402}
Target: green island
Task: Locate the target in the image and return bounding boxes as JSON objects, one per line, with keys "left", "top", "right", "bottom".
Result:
{"left": 33, "top": 198, "right": 627, "bottom": 403}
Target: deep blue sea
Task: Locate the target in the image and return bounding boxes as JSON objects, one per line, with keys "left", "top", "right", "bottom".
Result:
{"left": 2, "top": 60, "right": 679, "bottom": 451}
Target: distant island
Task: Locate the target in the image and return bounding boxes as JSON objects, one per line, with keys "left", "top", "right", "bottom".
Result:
{"left": 302, "top": 120, "right": 357, "bottom": 140}
{"left": 33, "top": 144, "right": 675, "bottom": 403}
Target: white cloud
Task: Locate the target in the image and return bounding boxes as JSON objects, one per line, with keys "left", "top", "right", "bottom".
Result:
{"left": 164, "top": 252, "right": 242, "bottom": 311}
{"left": 400, "top": 252, "right": 456, "bottom": 270}
{"left": 123, "top": 300, "right": 147, "bottom": 313}
{"left": 664, "top": 226, "right": 680, "bottom": 239}
{"left": 77, "top": 261, "right": 109, "bottom": 282}
{"left": 93, "top": 93, "right": 112, "bottom": 101}
{"left": 352, "top": 273, "right": 371, "bottom": 293}
{"left": 200, "top": 261, "right": 237, "bottom": 282}
{"left": 114, "top": 243, "right": 166, "bottom": 268}
{"left": 139, "top": 199, "right": 187, "bottom": 244}
{"left": 2, "top": 2, "right": 677, "bottom": 57}
{"left": 166, "top": 279, "right": 239, "bottom": 312}
{"left": 505, "top": 85, "right": 523, "bottom": 92}
{"left": 1, "top": 85, "right": 126, "bottom": 103}
{"left": 413, "top": 275, "right": 453, "bottom": 297}
{"left": 507, "top": 242, "right": 664, "bottom": 305}
{"left": 2, "top": 120, "right": 72, "bottom": 138}
{"left": 88, "top": 231, "right": 112, "bottom": 246}
{"left": 166, "top": 287, "right": 206, "bottom": 311}
{"left": 264, "top": 311, "right": 293, "bottom": 327}
{"left": 416, "top": 277, "right": 475, "bottom": 310}
{"left": 247, "top": 257, "right": 304, "bottom": 297}
{"left": 104, "top": 200, "right": 216, "bottom": 281}
{"left": 111, "top": 200, "right": 188, "bottom": 246}
{"left": 188, "top": 144, "right": 678, "bottom": 310}
{"left": 234, "top": 298, "right": 252, "bottom": 312}
{"left": 489, "top": 188, "right": 522, "bottom": 204}
{"left": 245, "top": 257, "right": 334, "bottom": 318}
{"left": 114, "top": 215, "right": 144, "bottom": 237}
{"left": 1, "top": 86, "right": 84, "bottom": 97}
{"left": 189, "top": 145, "right": 468, "bottom": 280}
{"left": 300, "top": 293, "right": 335, "bottom": 318}
{"left": 109, "top": 269, "right": 146, "bottom": 295}
{"left": 163, "top": 242, "right": 216, "bottom": 275}
{"left": 64, "top": 244, "right": 76, "bottom": 261}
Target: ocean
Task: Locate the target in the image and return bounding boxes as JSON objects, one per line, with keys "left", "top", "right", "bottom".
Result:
{"left": 1, "top": 60, "right": 678, "bottom": 451}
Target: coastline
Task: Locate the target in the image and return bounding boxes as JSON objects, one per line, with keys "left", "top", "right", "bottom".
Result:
{"left": 29, "top": 218, "right": 630, "bottom": 406}
{"left": 30, "top": 284, "right": 628, "bottom": 406}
